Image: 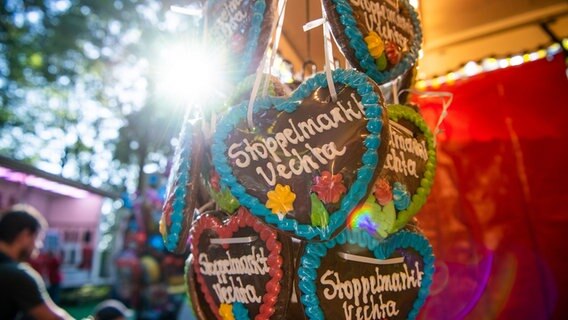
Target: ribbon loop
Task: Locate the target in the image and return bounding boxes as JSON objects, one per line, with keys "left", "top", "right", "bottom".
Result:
{"left": 400, "top": 89, "right": 454, "bottom": 146}
{"left": 321, "top": 2, "right": 337, "bottom": 101}
{"left": 303, "top": 18, "right": 325, "bottom": 31}
{"left": 247, "top": 0, "right": 288, "bottom": 129}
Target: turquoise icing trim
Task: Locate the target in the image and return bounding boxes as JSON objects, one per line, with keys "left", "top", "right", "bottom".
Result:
{"left": 298, "top": 229, "right": 435, "bottom": 320}
{"left": 329, "top": 0, "right": 422, "bottom": 85}
{"left": 393, "top": 181, "right": 411, "bottom": 210}
{"left": 232, "top": 302, "right": 250, "bottom": 320}
{"left": 239, "top": 0, "right": 266, "bottom": 79}
{"left": 213, "top": 0, "right": 266, "bottom": 80}
{"left": 212, "top": 69, "right": 384, "bottom": 240}
{"left": 165, "top": 121, "right": 192, "bottom": 252}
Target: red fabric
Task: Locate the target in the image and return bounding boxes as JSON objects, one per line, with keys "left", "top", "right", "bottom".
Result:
{"left": 414, "top": 54, "right": 568, "bottom": 320}
{"left": 46, "top": 253, "right": 62, "bottom": 285}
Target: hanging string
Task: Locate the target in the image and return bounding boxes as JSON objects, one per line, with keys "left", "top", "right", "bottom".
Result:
{"left": 302, "top": 6, "right": 337, "bottom": 101}
{"left": 306, "top": 0, "right": 312, "bottom": 61}
{"left": 399, "top": 89, "right": 453, "bottom": 146}
{"left": 247, "top": 55, "right": 268, "bottom": 129}
{"left": 262, "top": 0, "right": 288, "bottom": 96}
{"left": 392, "top": 79, "right": 399, "bottom": 105}
{"left": 170, "top": 5, "right": 202, "bottom": 16}
{"left": 247, "top": 0, "right": 288, "bottom": 129}
{"left": 322, "top": 2, "right": 337, "bottom": 102}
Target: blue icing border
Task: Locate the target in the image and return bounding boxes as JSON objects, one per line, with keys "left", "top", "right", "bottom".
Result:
{"left": 208, "top": 0, "right": 267, "bottom": 80}
{"left": 212, "top": 69, "right": 384, "bottom": 240}
{"left": 298, "top": 228, "right": 435, "bottom": 320}
{"left": 241, "top": 0, "right": 266, "bottom": 77}
{"left": 329, "top": 0, "right": 422, "bottom": 85}
{"left": 164, "top": 120, "right": 193, "bottom": 252}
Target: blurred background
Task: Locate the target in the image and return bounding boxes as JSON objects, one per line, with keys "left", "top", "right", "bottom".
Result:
{"left": 1, "top": 0, "right": 567, "bottom": 319}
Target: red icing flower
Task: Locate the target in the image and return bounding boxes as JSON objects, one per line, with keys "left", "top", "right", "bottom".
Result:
{"left": 210, "top": 169, "right": 221, "bottom": 192}
{"left": 385, "top": 41, "right": 402, "bottom": 65}
{"left": 374, "top": 178, "right": 392, "bottom": 205}
{"left": 312, "top": 171, "right": 347, "bottom": 204}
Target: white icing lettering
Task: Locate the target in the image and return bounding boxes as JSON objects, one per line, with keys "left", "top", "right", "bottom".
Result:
{"left": 198, "top": 246, "right": 270, "bottom": 283}
{"left": 320, "top": 261, "right": 424, "bottom": 319}
{"left": 199, "top": 246, "right": 271, "bottom": 306}
{"left": 384, "top": 121, "right": 428, "bottom": 178}
{"left": 214, "top": 0, "right": 249, "bottom": 40}
{"left": 227, "top": 93, "right": 363, "bottom": 186}
{"left": 228, "top": 142, "right": 250, "bottom": 167}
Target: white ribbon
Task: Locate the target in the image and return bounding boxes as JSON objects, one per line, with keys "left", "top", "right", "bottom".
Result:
{"left": 392, "top": 80, "right": 399, "bottom": 105}
{"left": 262, "top": 0, "right": 288, "bottom": 96}
{"left": 198, "top": 200, "right": 215, "bottom": 213}
{"left": 338, "top": 252, "right": 404, "bottom": 265}
{"left": 247, "top": 0, "right": 288, "bottom": 129}
{"left": 302, "top": 5, "right": 337, "bottom": 102}
{"left": 399, "top": 89, "right": 454, "bottom": 146}
{"left": 322, "top": 9, "right": 337, "bottom": 102}
{"left": 302, "top": 18, "right": 325, "bottom": 31}
{"left": 170, "top": 5, "right": 202, "bottom": 16}
{"left": 210, "top": 236, "right": 257, "bottom": 245}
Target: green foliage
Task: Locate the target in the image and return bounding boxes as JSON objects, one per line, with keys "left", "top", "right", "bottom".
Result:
{"left": 0, "top": 0, "right": 200, "bottom": 192}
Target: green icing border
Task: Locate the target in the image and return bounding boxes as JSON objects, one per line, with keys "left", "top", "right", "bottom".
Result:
{"left": 386, "top": 104, "right": 436, "bottom": 232}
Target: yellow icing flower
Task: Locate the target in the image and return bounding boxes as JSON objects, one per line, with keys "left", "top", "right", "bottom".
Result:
{"left": 266, "top": 184, "right": 296, "bottom": 216}
{"left": 219, "top": 303, "right": 235, "bottom": 320}
{"left": 364, "top": 31, "right": 385, "bottom": 59}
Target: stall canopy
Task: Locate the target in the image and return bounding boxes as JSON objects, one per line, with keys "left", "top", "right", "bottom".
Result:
{"left": 0, "top": 155, "right": 118, "bottom": 201}
{"left": 414, "top": 53, "right": 568, "bottom": 320}
{"left": 278, "top": 0, "right": 568, "bottom": 79}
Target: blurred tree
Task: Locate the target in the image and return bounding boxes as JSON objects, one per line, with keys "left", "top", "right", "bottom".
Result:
{"left": 0, "top": 0, "right": 200, "bottom": 192}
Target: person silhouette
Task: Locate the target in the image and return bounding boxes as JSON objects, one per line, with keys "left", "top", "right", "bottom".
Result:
{"left": 0, "top": 204, "right": 73, "bottom": 319}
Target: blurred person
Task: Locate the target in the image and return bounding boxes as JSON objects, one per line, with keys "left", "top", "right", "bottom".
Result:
{"left": 46, "top": 249, "right": 63, "bottom": 304}
{"left": 91, "top": 300, "right": 132, "bottom": 320}
{"left": 0, "top": 204, "right": 74, "bottom": 320}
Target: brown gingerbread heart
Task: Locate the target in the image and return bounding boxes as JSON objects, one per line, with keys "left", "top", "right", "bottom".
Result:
{"left": 190, "top": 208, "right": 293, "bottom": 319}
{"left": 322, "top": 0, "right": 422, "bottom": 85}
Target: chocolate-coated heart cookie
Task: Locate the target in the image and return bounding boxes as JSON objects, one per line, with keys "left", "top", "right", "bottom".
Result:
{"left": 297, "top": 228, "right": 434, "bottom": 320}
{"left": 190, "top": 208, "right": 293, "bottom": 319}
{"left": 322, "top": 0, "right": 422, "bottom": 85}
{"left": 161, "top": 117, "right": 205, "bottom": 253}
{"left": 204, "top": 0, "right": 276, "bottom": 82}
{"left": 348, "top": 104, "right": 435, "bottom": 238}
{"left": 212, "top": 69, "right": 389, "bottom": 241}
{"left": 186, "top": 255, "right": 218, "bottom": 320}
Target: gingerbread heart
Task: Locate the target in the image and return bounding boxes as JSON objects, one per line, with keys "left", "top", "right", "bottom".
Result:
{"left": 212, "top": 69, "right": 389, "bottom": 241}
{"left": 322, "top": 0, "right": 422, "bottom": 85}
{"left": 190, "top": 208, "right": 293, "bottom": 319}
{"left": 186, "top": 255, "right": 218, "bottom": 320}
{"left": 297, "top": 228, "right": 434, "bottom": 320}
{"left": 204, "top": 0, "right": 276, "bottom": 81}
{"left": 349, "top": 104, "right": 435, "bottom": 238}
{"left": 161, "top": 118, "right": 205, "bottom": 253}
